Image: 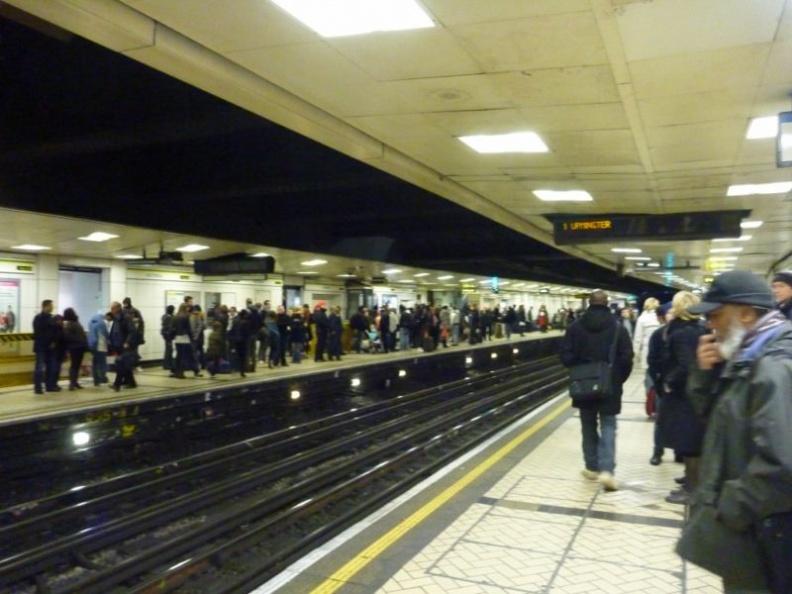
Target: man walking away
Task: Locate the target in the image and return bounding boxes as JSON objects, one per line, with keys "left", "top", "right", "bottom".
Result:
{"left": 560, "top": 290, "right": 634, "bottom": 492}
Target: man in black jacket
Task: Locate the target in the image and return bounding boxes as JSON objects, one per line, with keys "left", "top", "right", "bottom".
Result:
{"left": 109, "top": 301, "right": 139, "bottom": 392}
{"left": 560, "top": 290, "right": 634, "bottom": 491}
{"left": 33, "top": 299, "right": 59, "bottom": 394}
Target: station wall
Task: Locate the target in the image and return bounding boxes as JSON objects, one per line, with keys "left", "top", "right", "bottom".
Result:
{"left": 6, "top": 253, "right": 587, "bottom": 362}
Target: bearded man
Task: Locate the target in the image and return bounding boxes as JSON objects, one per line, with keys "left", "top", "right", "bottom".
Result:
{"left": 677, "top": 270, "right": 792, "bottom": 594}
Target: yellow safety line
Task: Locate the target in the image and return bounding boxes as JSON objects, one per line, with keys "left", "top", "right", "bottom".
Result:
{"left": 310, "top": 397, "right": 572, "bottom": 594}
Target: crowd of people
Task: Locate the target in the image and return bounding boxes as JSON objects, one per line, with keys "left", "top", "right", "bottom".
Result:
{"left": 158, "top": 300, "right": 567, "bottom": 377}
{"left": 31, "top": 295, "right": 579, "bottom": 391}
{"left": 560, "top": 271, "right": 792, "bottom": 594}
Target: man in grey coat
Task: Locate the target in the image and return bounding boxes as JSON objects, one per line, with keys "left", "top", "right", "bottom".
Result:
{"left": 678, "top": 271, "right": 792, "bottom": 594}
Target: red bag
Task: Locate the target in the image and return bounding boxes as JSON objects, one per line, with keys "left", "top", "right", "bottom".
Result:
{"left": 645, "top": 386, "right": 657, "bottom": 418}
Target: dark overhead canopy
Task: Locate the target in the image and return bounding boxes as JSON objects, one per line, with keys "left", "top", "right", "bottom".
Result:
{"left": 0, "top": 9, "right": 665, "bottom": 296}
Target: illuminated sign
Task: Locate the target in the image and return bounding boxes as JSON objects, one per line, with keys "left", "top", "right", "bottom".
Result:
{"left": 546, "top": 210, "right": 749, "bottom": 245}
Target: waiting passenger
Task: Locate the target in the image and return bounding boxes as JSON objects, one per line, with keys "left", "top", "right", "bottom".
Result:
{"left": 160, "top": 305, "right": 175, "bottom": 372}
{"left": 33, "top": 299, "right": 60, "bottom": 394}
{"left": 645, "top": 302, "right": 671, "bottom": 464}
{"left": 560, "top": 290, "right": 634, "bottom": 492}
{"left": 108, "top": 301, "right": 139, "bottom": 392}
{"left": 677, "top": 270, "right": 792, "bottom": 594}
{"left": 313, "top": 303, "right": 329, "bottom": 361}
{"left": 327, "top": 305, "right": 343, "bottom": 361}
{"left": 770, "top": 270, "right": 792, "bottom": 320}
{"left": 228, "top": 308, "right": 249, "bottom": 377}
{"left": 654, "top": 292, "right": 707, "bottom": 504}
{"left": 289, "top": 309, "right": 305, "bottom": 364}
{"left": 62, "top": 307, "right": 88, "bottom": 391}
{"left": 88, "top": 311, "right": 111, "bottom": 386}
{"left": 205, "top": 321, "right": 226, "bottom": 378}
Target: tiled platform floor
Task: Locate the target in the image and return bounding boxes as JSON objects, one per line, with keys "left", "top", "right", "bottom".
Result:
{"left": 259, "top": 370, "right": 724, "bottom": 594}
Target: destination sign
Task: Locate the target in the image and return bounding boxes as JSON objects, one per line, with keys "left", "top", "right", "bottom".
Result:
{"left": 546, "top": 210, "right": 749, "bottom": 246}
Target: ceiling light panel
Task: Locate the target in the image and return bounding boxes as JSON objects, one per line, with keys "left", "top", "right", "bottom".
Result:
{"left": 740, "top": 220, "right": 763, "bottom": 229}
{"left": 458, "top": 132, "right": 549, "bottom": 154}
{"left": 533, "top": 190, "right": 593, "bottom": 202}
{"left": 746, "top": 116, "right": 778, "bottom": 139}
{"left": 300, "top": 259, "right": 327, "bottom": 266}
{"left": 11, "top": 244, "right": 50, "bottom": 251}
{"left": 727, "top": 182, "right": 792, "bottom": 196}
{"left": 176, "top": 244, "right": 210, "bottom": 252}
{"left": 270, "top": 0, "right": 434, "bottom": 38}
{"left": 78, "top": 232, "right": 119, "bottom": 242}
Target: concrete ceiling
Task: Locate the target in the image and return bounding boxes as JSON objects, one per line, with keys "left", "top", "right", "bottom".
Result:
{"left": 1, "top": 0, "right": 791, "bottom": 295}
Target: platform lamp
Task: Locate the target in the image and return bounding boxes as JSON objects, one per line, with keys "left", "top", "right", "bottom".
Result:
{"left": 777, "top": 111, "right": 792, "bottom": 167}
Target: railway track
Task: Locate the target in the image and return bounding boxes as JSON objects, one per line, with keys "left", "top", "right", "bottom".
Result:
{"left": 1, "top": 357, "right": 568, "bottom": 594}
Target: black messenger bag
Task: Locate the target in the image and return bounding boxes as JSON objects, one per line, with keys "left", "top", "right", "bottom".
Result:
{"left": 567, "top": 326, "right": 619, "bottom": 401}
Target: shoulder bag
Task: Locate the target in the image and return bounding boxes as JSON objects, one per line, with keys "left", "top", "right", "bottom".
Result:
{"left": 567, "top": 325, "right": 620, "bottom": 401}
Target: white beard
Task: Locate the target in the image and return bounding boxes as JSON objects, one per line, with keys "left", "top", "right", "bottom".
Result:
{"left": 716, "top": 318, "right": 748, "bottom": 361}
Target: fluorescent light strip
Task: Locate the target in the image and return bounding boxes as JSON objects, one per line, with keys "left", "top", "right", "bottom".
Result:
{"left": 710, "top": 247, "right": 743, "bottom": 254}
{"left": 611, "top": 248, "right": 642, "bottom": 254}
{"left": 11, "top": 244, "right": 50, "bottom": 251}
{"left": 459, "top": 132, "right": 548, "bottom": 154}
{"left": 712, "top": 235, "right": 752, "bottom": 242}
{"left": 727, "top": 182, "right": 792, "bottom": 196}
{"left": 533, "top": 190, "right": 593, "bottom": 202}
{"left": 740, "top": 220, "right": 763, "bottom": 229}
{"left": 176, "top": 244, "right": 209, "bottom": 253}
{"left": 271, "top": 0, "right": 434, "bottom": 38}
{"left": 78, "top": 232, "right": 119, "bottom": 242}
{"left": 746, "top": 116, "right": 778, "bottom": 139}
{"left": 300, "top": 259, "right": 327, "bottom": 266}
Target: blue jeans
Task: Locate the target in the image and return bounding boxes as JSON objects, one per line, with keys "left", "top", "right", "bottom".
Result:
{"left": 92, "top": 349, "right": 108, "bottom": 385}
{"left": 399, "top": 328, "right": 410, "bottom": 351}
{"left": 291, "top": 342, "right": 303, "bottom": 363}
{"left": 580, "top": 409, "right": 617, "bottom": 474}
{"left": 34, "top": 350, "right": 59, "bottom": 391}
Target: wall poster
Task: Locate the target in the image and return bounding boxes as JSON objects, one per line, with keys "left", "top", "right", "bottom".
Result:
{"left": 0, "top": 279, "right": 19, "bottom": 333}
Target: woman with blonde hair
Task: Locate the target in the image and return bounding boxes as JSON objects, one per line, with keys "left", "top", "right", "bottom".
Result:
{"left": 655, "top": 291, "right": 707, "bottom": 504}
{"left": 633, "top": 297, "right": 661, "bottom": 369}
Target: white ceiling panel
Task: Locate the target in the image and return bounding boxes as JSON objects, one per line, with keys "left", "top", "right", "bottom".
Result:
{"left": 327, "top": 28, "right": 480, "bottom": 81}
{"left": 379, "top": 75, "right": 511, "bottom": 114}
{"left": 490, "top": 67, "right": 621, "bottom": 108}
{"left": 450, "top": 12, "right": 608, "bottom": 72}
{"left": 616, "top": 0, "right": 784, "bottom": 62}
{"left": 631, "top": 45, "right": 770, "bottom": 100}
{"left": 424, "top": 0, "right": 592, "bottom": 27}
{"left": 638, "top": 89, "right": 754, "bottom": 128}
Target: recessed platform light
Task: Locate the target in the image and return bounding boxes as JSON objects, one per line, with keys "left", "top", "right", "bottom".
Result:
{"left": 727, "top": 182, "right": 792, "bottom": 196}
{"left": 625, "top": 256, "right": 651, "bottom": 261}
{"left": 271, "top": 0, "right": 434, "bottom": 38}
{"left": 251, "top": 252, "right": 271, "bottom": 258}
{"left": 740, "top": 220, "right": 763, "bottom": 229}
{"left": 382, "top": 268, "right": 402, "bottom": 274}
{"left": 437, "top": 275, "right": 454, "bottom": 280}
{"left": 611, "top": 248, "right": 642, "bottom": 254}
{"left": 533, "top": 190, "right": 593, "bottom": 202}
{"left": 746, "top": 116, "right": 778, "bottom": 139}
{"left": 78, "top": 232, "right": 119, "bottom": 242}
{"left": 459, "top": 132, "right": 549, "bottom": 154}
{"left": 300, "top": 259, "right": 327, "bottom": 266}
{"left": 116, "top": 254, "right": 143, "bottom": 260}
{"left": 12, "top": 244, "right": 50, "bottom": 251}
{"left": 459, "top": 278, "right": 475, "bottom": 282}
{"left": 413, "top": 272, "right": 429, "bottom": 277}
{"left": 712, "top": 235, "right": 752, "bottom": 242}
{"left": 710, "top": 247, "right": 743, "bottom": 254}
{"left": 176, "top": 244, "right": 209, "bottom": 253}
